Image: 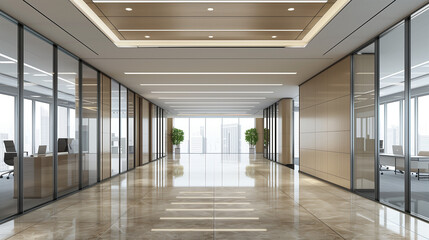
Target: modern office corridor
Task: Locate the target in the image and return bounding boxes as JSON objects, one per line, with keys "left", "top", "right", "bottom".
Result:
{"left": 0, "top": 154, "right": 428, "bottom": 240}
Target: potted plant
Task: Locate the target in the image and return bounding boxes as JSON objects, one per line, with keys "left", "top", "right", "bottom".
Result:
{"left": 245, "top": 128, "right": 258, "bottom": 154}
{"left": 172, "top": 128, "right": 184, "bottom": 154}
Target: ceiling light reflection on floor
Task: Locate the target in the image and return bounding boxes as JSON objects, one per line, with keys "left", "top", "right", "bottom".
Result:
{"left": 160, "top": 217, "right": 258, "bottom": 219}
{"left": 171, "top": 202, "right": 250, "bottom": 205}
{"left": 151, "top": 229, "right": 267, "bottom": 232}
{"left": 166, "top": 208, "right": 254, "bottom": 211}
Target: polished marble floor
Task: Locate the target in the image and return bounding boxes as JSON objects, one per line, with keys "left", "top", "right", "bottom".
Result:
{"left": 1, "top": 154, "right": 429, "bottom": 239}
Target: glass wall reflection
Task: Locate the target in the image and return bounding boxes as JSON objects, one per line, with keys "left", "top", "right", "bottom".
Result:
{"left": 57, "top": 49, "right": 79, "bottom": 196}
{"left": 111, "top": 80, "right": 120, "bottom": 176}
{"left": 82, "top": 64, "right": 98, "bottom": 186}
{"left": 0, "top": 15, "right": 18, "bottom": 219}
{"left": 353, "top": 43, "right": 376, "bottom": 199}
{"left": 410, "top": 8, "right": 429, "bottom": 219}
{"left": 23, "top": 28, "right": 54, "bottom": 210}
{"left": 128, "top": 90, "right": 134, "bottom": 170}
{"left": 120, "top": 85, "right": 127, "bottom": 172}
{"left": 379, "top": 22, "right": 405, "bottom": 210}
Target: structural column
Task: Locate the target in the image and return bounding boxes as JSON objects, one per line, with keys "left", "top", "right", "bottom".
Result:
{"left": 278, "top": 98, "right": 294, "bottom": 166}
{"left": 167, "top": 118, "right": 173, "bottom": 154}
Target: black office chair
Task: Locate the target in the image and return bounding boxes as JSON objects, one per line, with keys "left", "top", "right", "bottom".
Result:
{"left": 1, "top": 140, "right": 17, "bottom": 179}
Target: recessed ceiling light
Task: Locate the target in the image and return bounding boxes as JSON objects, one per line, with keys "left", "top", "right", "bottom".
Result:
{"left": 145, "top": 35, "right": 150, "bottom": 39}
{"left": 207, "top": 7, "right": 214, "bottom": 11}
{"left": 126, "top": 72, "right": 296, "bottom": 75}
{"left": 288, "top": 7, "right": 295, "bottom": 11}
{"left": 125, "top": 7, "right": 133, "bottom": 11}
{"left": 272, "top": 36, "right": 277, "bottom": 39}
{"left": 208, "top": 35, "right": 214, "bottom": 39}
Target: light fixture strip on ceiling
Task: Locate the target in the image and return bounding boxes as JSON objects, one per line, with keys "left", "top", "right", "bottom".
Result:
{"left": 140, "top": 84, "right": 282, "bottom": 86}
{"left": 119, "top": 29, "right": 303, "bottom": 32}
{"left": 159, "top": 97, "right": 266, "bottom": 99}
{"left": 94, "top": 0, "right": 327, "bottom": 3}
{"left": 165, "top": 102, "right": 260, "bottom": 104}
{"left": 151, "top": 91, "right": 273, "bottom": 94}
{"left": 175, "top": 109, "right": 251, "bottom": 111}
{"left": 170, "top": 106, "right": 255, "bottom": 108}
{"left": 127, "top": 72, "right": 296, "bottom": 75}
{"left": 177, "top": 113, "right": 252, "bottom": 116}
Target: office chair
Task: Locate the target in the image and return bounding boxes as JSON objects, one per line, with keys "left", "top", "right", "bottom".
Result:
{"left": 1, "top": 140, "right": 16, "bottom": 179}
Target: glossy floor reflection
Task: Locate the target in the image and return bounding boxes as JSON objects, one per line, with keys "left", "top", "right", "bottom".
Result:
{"left": 1, "top": 154, "right": 429, "bottom": 239}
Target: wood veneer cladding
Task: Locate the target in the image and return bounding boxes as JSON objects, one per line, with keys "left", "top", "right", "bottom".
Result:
{"left": 256, "top": 118, "right": 264, "bottom": 154}
{"left": 278, "top": 99, "right": 293, "bottom": 165}
{"left": 101, "top": 74, "right": 111, "bottom": 180}
{"left": 299, "top": 56, "right": 351, "bottom": 189}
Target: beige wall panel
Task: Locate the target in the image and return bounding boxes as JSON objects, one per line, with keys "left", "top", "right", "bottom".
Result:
{"left": 315, "top": 102, "right": 328, "bottom": 132}
{"left": 326, "top": 57, "right": 351, "bottom": 101}
{"left": 300, "top": 132, "right": 315, "bottom": 149}
{"left": 315, "top": 132, "right": 327, "bottom": 151}
{"left": 300, "top": 106, "right": 315, "bottom": 133}
{"left": 256, "top": 118, "right": 264, "bottom": 153}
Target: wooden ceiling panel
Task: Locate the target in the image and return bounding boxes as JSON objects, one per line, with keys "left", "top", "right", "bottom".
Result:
{"left": 95, "top": 3, "right": 325, "bottom": 17}
{"left": 108, "top": 16, "right": 313, "bottom": 30}
{"left": 121, "top": 31, "right": 301, "bottom": 40}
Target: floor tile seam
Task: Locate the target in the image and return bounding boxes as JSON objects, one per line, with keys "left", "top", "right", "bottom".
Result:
{"left": 3, "top": 221, "right": 39, "bottom": 240}
{"left": 277, "top": 187, "right": 346, "bottom": 239}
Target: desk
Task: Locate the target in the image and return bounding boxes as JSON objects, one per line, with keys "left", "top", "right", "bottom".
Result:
{"left": 14, "top": 153, "right": 82, "bottom": 198}
{"left": 379, "top": 154, "right": 429, "bottom": 180}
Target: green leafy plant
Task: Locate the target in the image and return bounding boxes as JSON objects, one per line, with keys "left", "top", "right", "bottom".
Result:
{"left": 245, "top": 128, "right": 258, "bottom": 147}
{"left": 172, "top": 128, "right": 184, "bottom": 146}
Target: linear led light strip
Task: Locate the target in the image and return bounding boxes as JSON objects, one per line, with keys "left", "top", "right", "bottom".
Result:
{"left": 175, "top": 109, "right": 251, "bottom": 111}
{"left": 166, "top": 208, "right": 253, "bottom": 211}
{"left": 152, "top": 229, "right": 267, "bottom": 232}
{"left": 165, "top": 102, "right": 259, "bottom": 104}
{"left": 176, "top": 196, "right": 246, "bottom": 199}
{"left": 127, "top": 72, "right": 296, "bottom": 75}
{"left": 152, "top": 91, "right": 273, "bottom": 94}
{"left": 171, "top": 106, "right": 255, "bottom": 108}
{"left": 160, "top": 217, "right": 258, "bottom": 220}
{"left": 159, "top": 97, "right": 265, "bottom": 99}
{"left": 141, "top": 84, "right": 282, "bottom": 86}
{"left": 178, "top": 113, "right": 252, "bottom": 116}
{"left": 171, "top": 202, "right": 250, "bottom": 205}
{"left": 119, "top": 29, "right": 303, "bottom": 32}
{"left": 94, "top": 0, "right": 326, "bottom": 3}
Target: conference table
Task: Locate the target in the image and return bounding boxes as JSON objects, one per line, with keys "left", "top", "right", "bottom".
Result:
{"left": 379, "top": 154, "right": 429, "bottom": 180}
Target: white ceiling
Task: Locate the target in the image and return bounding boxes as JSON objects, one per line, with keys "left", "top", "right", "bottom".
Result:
{"left": 0, "top": 0, "right": 427, "bottom": 117}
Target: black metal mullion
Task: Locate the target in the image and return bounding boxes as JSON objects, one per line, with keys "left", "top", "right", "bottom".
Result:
{"left": 78, "top": 60, "right": 83, "bottom": 189}
{"left": 404, "top": 17, "right": 411, "bottom": 213}
{"left": 53, "top": 45, "right": 58, "bottom": 199}
{"left": 17, "top": 23, "right": 24, "bottom": 214}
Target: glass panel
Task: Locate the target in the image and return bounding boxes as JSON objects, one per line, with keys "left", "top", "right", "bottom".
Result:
{"left": 57, "top": 49, "right": 79, "bottom": 196}
{"left": 353, "top": 43, "right": 376, "bottom": 199}
{"left": 239, "top": 118, "right": 255, "bottom": 153}
{"left": 141, "top": 99, "right": 150, "bottom": 163}
{"left": 128, "top": 90, "right": 134, "bottom": 170}
{"left": 206, "top": 118, "right": 222, "bottom": 153}
{"left": 82, "top": 64, "right": 98, "bottom": 186}
{"left": 23, "top": 29, "right": 54, "bottom": 210}
{"left": 294, "top": 98, "right": 300, "bottom": 165}
{"left": 173, "top": 118, "right": 189, "bottom": 153}
{"left": 410, "top": 8, "right": 429, "bottom": 219}
{"left": 120, "top": 85, "right": 127, "bottom": 172}
{"left": 190, "top": 118, "right": 205, "bottom": 153}
{"left": 379, "top": 23, "right": 405, "bottom": 210}
{"left": 222, "top": 118, "right": 238, "bottom": 153}
{"left": 151, "top": 104, "right": 157, "bottom": 160}
{"left": 111, "top": 80, "right": 120, "bottom": 175}
{"left": 0, "top": 15, "right": 18, "bottom": 219}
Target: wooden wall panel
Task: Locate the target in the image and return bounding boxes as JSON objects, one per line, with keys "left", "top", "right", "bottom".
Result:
{"left": 255, "top": 118, "right": 264, "bottom": 154}
{"left": 141, "top": 98, "right": 150, "bottom": 164}
{"left": 101, "top": 74, "right": 111, "bottom": 180}
{"left": 299, "top": 56, "right": 351, "bottom": 189}
{"left": 167, "top": 118, "right": 173, "bottom": 154}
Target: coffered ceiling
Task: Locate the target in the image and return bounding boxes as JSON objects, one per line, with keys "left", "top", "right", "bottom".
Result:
{"left": 71, "top": 0, "right": 349, "bottom": 47}
{"left": 0, "top": 0, "right": 426, "bottom": 117}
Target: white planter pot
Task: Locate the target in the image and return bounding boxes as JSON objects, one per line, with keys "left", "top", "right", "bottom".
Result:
{"left": 249, "top": 147, "right": 255, "bottom": 154}
{"left": 175, "top": 147, "right": 180, "bottom": 154}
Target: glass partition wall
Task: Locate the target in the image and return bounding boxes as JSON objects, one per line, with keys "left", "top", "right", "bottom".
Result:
{"left": 0, "top": 11, "right": 166, "bottom": 222}
{"left": 350, "top": 4, "right": 429, "bottom": 221}
{"left": 263, "top": 102, "right": 278, "bottom": 162}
